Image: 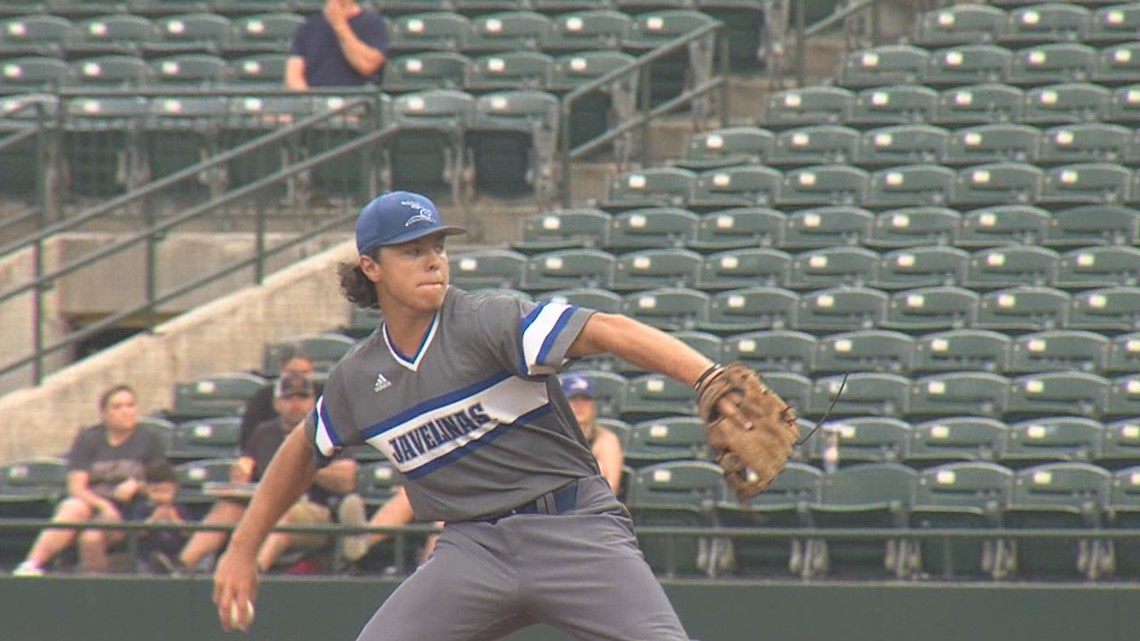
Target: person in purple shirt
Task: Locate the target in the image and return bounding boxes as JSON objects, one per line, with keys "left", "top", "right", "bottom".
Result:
{"left": 286, "top": 0, "right": 390, "bottom": 90}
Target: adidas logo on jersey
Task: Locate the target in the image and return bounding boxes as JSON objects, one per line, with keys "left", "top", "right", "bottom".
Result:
{"left": 374, "top": 372, "right": 392, "bottom": 393}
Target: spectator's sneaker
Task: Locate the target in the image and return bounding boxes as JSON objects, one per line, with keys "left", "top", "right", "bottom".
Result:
{"left": 12, "top": 561, "right": 44, "bottom": 577}
{"left": 337, "top": 493, "right": 370, "bottom": 563}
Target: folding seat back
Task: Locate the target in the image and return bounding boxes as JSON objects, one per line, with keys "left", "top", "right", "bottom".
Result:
{"left": 1045, "top": 205, "right": 1140, "bottom": 248}
{"left": 867, "top": 207, "right": 961, "bottom": 248}
{"left": 925, "top": 44, "right": 1012, "bottom": 86}
{"left": 0, "top": 56, "right": 70, "bottom": 92}
{"left": 389, "top": 12, "right": 471, "bottom": 53}
{"left": 1039, "top": 123, "right": 1130, "bottom": 163}
{"left": 769, "top": 124, "right": 859, "bottom": 166}
{"left": 1107, "top": 333, "right": 1140, "bottom": 375}
{"left": 467, "top": 89, "right": 560, "bottom": 198}
{"left": 356, "top": 462, "right": 400, "bottom": 507}
{"left": 782, "top": 206, "right": 874, "bottom": 250}
{"left": 1007, "top": 372, "right": 1110, "bottom": 419}
{"left": 689, "top": 165, "right": 781, "bottom": 209}
{"left": 621, "top": 373, "right": 698, "bottom": 420}
{"left": 384, "top": 89, "right": 474, "bottom": 197}
{"left": 912, "top": 328, "right": 1010, "bottom": 374}
{"left": 545, "top": 10, "right": 631, "bottom": 53}
{"left": 174, "top": 458, "right": 239, "bottom": 519}
{"left": 1090, "top": 5, "right": 1140, "bottom": 43}
{"left": 876, "top": 245, "right": 969, "bottom": 290}
{"left": 1099, "top": 421, "right": 1140, "bottom": 470}
{"left": 883, "top": 286, "right": 979, "bottom": 331}
{"left": 1007, "top": 329, "right": 1110, "bottom": 374}
{"left": 1110, "top": 84, "right": 1140, "bottom": 123}
{"left": 611, "top": 248, "right": 701, "bottom": 291}
{"left": 172, "top": 372, "right": 268, "bottom": 421}
{"left": 787, "top": 246, "right": 880, "bottom": 290}
{"left": 168, "top": 416, "right": 242, "bottom": 463}
{"left": 696, "top": 248, "right": 791, "bottom": 290}
{"left": 676, "top": 126, "right": 771, "bottom": 171}
{"left": 943, "top": 123, "right": 1040, "bottom": 165}
{"left": 840, "top": 45, "right": 929, "bottom": 88}
{"left": 851, "top": 85, "right": 939, "bottom": 126}
{"left": 149, "top": 12, "right": 232, "bottom": 55}
{"left": 721, "top": 330, "right": 816, "bottom": 375}
{"left": 227, "top": 53, "right": 287, "bottom": 86}
{"left": 1067, "top": 286, "right": 1140, "bottom": 331}
{"left": 975, "top": 286, "right": 1071, "bottom": 331}
{"left": 228, "top": 13, "right": 303, "bottom": 55}
{"left": 858, "top": 124, "right": 949, "bottom": 166}
{"left": 628, "top": 461, "right": 722, "bottom": 576}
{"left": 619, "top": 287, "right": 709, "bottom": 332}
{"left": 765, "top": 86, "right": 854, "bottom": 127}
{"left": 812, "top": 417, "right": 911, "bottom": 464}
{"left": 1022, "top": 82, "right": 1111, "bottom": 124}
{"left": 868, "top": 164, "right": 955, "bottom": 207}
{"left": 464, "top": 11, "right": 554, "bottom": 53}
{"left": 965, "top": 245, "right": 1059, "bottom": 289}
{"left": 606, "top": 167, "right": 695, "bottom": 209}
{"left": 449, "top": 249, "right": 527, "bottom": 290}
{"left": 1107, "top": 374, "right": 1140, "bottom": 419}
{"left": 522, "top": 248, "right": 615, "bottom": 291}
{"left": 1040, "top": 162, "right": 1132, "bottom": 204}
{"left": 570, "top": 369, "right": 627, "bottom": 419}
{"left": 70, "top": 14, "right": 158, "bottom": 56}
{"left": 916, "top": 4, "right": 1006, "bottom": 47}
{"left": 0, "top": 458, "right": 67, "bottom": 503}
{"left": 1003, "top": 4, "right": 1091, "bottom": 45}
{"left": 909, "top": 418, "right": 1009, "bottom": 466}
{"left": 813, "top": 329, "right": 914, "bottom": 375}
{"left": 624, "top": 417, "right": 707, "bottom": 468}
{"left": 908, "top": 372, "right": 1010, "bottom": 418}
{"left": 263, "top": 333, "right": 357, "bottom": 376}
{"left": 1003, "top": 417, "right": 1104, "bottom": 468}
{"left": 794, "top": 286, "right": 889, "bottom": 333}
{"left": 952, "top": 162, "right": 1043, "bottom": 206}
{"left": 538, "top": 287, "right": 622, "bottom": 314}
{"left": 0, "top": 15, "right": 71, "bottom": 57}
{"left": 936, "top": 83, "right": 1024, "bottom": 125}
{"left": 465, "top": 51, "right": 553, "bottom": 91}
{"left": 384, "top": 51, "right": 469, "bottom": 92}
{"left": 701, "top": 287, "right": 799, "bottom": 333}
{"left": 692, "top": 207, "right": 784, "bottom": 250}
{"left": 71, "top": 54, "right": 150, "bottom": 87}
{"left": 808, "top": 373, "right": 910, "bottom": 418}
{"left": 778, "top": 164, "right": 868, "bottom": 207}
{"left": 149, "top": 53, "right": 227, "bottom": 87}
{"left": 1009, "top": 43, "right": 1097, "bottom": 85}
{"left": 958, "top": 204, "right": 1050, "bottom": 247}
{"left": 513, "top": 208, "right": 611, "bottom": 252}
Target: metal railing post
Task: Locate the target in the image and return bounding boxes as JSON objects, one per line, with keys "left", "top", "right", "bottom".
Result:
{"left": 560, "top": 100, "right": 573, "bottom": 208}
{"left": 719, "top": 31, "right": 731, "bottom": 127}
{"left": 795, "top": 0, "right": 806, "bottom": 87}
{"left": 871, "top": 0, "right": 882, "bottom": 46}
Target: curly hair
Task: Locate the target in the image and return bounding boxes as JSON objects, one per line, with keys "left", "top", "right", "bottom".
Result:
{"left": 338, "top": 251, "right": 380, "bottom": 309}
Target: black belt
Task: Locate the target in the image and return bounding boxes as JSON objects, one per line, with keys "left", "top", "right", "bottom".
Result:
{"left": 479, "top": 481, "right": 580, "bottom": 523}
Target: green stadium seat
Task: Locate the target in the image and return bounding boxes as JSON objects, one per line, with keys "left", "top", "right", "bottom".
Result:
{"left": 621, "top": 373, "right": 696, "bottom": 420}
{"left": 964, "top": 245, "right": 1059, "bottom": 289}
{"left": 171, "top": 372, "right": 268, "bottom": 421}
{"left": 867, "top": 206, "right": 961, "bottom": 248}
{"left": 147, "top": 12, "right": 231, "bottom": 56}
{"left": 721, "top": 329, "right": 815, "bottom": 375}
{"left": 924, "top": 44, "right": 1013, "bottom": 87}
{"left": 1056, "top": 246, "right": 1140, "bottom": 289}
{"left": 952, "top": 161, "right": 1043, "bottom": 205}
{"left": 605, "top": 167, "right": 696, "bottom": 208}
{"left": 700, "top": 286, "right": 799, "bottom": 333}
{"left": 1009, "top": 43, "right": 1097, "bottom": 85}
{"left": 225, "top": 12, "right": 302, "bottom": 56}
{"left": 907, "top": 462, "right": 1013, "bottom": 579}
{"left": 454, "top": 0, "right": 532, "bottom": 14}
{"left": 544, "top": 9, "right": 630, "bottom": 53}
{"left": 867, "top": 164, "right": 955, "bottom": 207}
{"left": 1067, "top": 286, "right": 1140, "bottom": 331}
{"left": 70, "top": 54, "right": 150, "bottom": 87}
{"left": 604, "top": 207, "right": 699, "bottom": 250}
{"left": 627, "top": 461, "right": 723, "bottom": 577}
{"left": 548, "top": 50, "right": 636, "bottom": 152}
{"left": 68, "top": 14, "right": 157, "bottom": 56}
{"left": 908, "top": 372, "right": 1010, "bottom": 418}
{"left": 1089, "top": 5, "right": 1140, "bottom": 44}
{"left": 911, "top": 328, "right": 1010, "bottom": 374}
{"left": 463, "top": 11, "right": 553, "bottom": 54}
{"left": 805, "top": 463, "right": 916, "bottom": 578}
{"left": 850, "top": 85, "right": 939, "bottom": 126}
{"left": 975, "top": 285, "right": 1071, "bottom": 331}
{"left": 1022, "top": 82, "right": 1111, "bottom": 124}
{"left": 619, "top": 287, "right": 709, "bottom": 331}
{"left": 1038, "top": 122, "right": 1130, "bottom": 163}
{"left": 1007, "top": 329, "right": 1109, "bottom": 374}
{"left": 263, "top": 333, "right": 357, "bottom": 377}
{"left": 0, "top": 56, "right": 70, "bottom": 92}
{"left": 839, "top": 44, "right": 929, "bottom": 88}
{"left": 812, "top": 329, "right": 914, "bottom": 375}
{"left": 884, "top": 285, "right": 980, "bottom": 331}
{"left": 1045, "top": 205, "right": 1140, "bottom": 247}
{"left": 716, "top": 462, "right": 820, "bottom": 577}
{"left": 1003, "top": 417, "right": 1104, "bottom": 469}
{"left": 809, "top": 417, "right": 911, "bottom": 465}
{"left": 958, "top": 204, "right": 1050, "bottom": 247}
{"left": 674, "top": 126, "right": 772, "bottom": 171}
{"left": 466, "top": 89, "right": 560, "bottom": 198}
{"left": 388, "top": 12, "right": 470, "bottom": 53}
{"left": 689, "top": 165, "right": 782, "bottom": 209}
{"left": 765, "top": 86, "right": 855, "bottom": 127}
{"left": 384, "top": 52, "right": 469, "bottom": 92}
{"left": 1109, "top": 83, "right": 1140, "bottom": 122}
{"left": 777, "top": 164, "right": 868, "bottom": 207}
{"left": 916, "top": 4, "right": 1006, "bottom": 47}
{"left": 512, "top": 208, "right": 611, "bottom": 252}
{"left": 535, "top": 0, "right": 617, "bottom": 11}
{"left": 692, "top": 207, "right": 785, "bottom": 250}
{"left": 793, "top": 286, "right": 889, "bottom": 332}
{"left": 149, "top": 53, "right": 227, "bottom": 87}
{"left": 809, "top": 373, "right": 910, "bottom": 418}
{"left": 611, "top": 248, "right": 701, "bottom": 291}
{"left": 908, "top": 417, "right": 1009, "bottom": 466}
{"left": 1099, "top": 422, "right": 1140, "bottom": 470}
{"left": 1040, "top": 161, "right": 1132, "bottom": 204}
{"left": 943, "top": 123, "right": 1041, "bottom": 165}
{"left": 523, "top": 249, "right": 616, "bottom": 291}
{"left": 624, "top": 417, "right": 707, "bottom": 468}
{"left": 1095, "top": 42, "right": 1140, "bottom": 84}
{"left": 1006, "top": 372, "right": 1110, "bottom": 419}
{"left": 875, "top": 245, "right": 969, "bottom": 290}
{"left": 168, "top": 416, "right": 242, "bottom": 463}
{"left": 174, "top": 457, "right": 238, "bottom": 520}
{"left": 1103, "top": 466, "right": 1140, "bottom": 576}
{"left": 449, "top": 249, "right": 527, "bottom": 290}
{"left": 1106, "top": 333, "right": 1140, "bottom": 375}
{"left": 768, "top": 124, "right": 859, "bottom": 166}
{"left": 857, "top": 124, "right": 949, "bottom": 166}
{"left": 1106, "top": 374, "right": 1140, "bottom": 418}
{"left": 696, "top": 248, "right": 790, "bottom": 290}
{"left": 622, "top": 10, "right": 716, "bottom": 107}
{"left": 1002, "top": 4, "right": 1091, "bottom": 45}
{"left": 536, "top": 287, "right": 622, "bottom": 314}
{"left": 227, "top": 53, "right": 287, "bottom": 86}
{"left": 142, "top": 94, "right": 227, "bottom": 193}
{"left": 787, "top": 246, "right": 880, "bottom": 290}
{"left": 219, "top": 94, "right": 315, "bottom": 196}
{"left": 356, "top": 462, "right": 400, "bottom": 508}
{"left": 781, "top": 206, "right": 873, "bottom": 250}
{"left": 464, "top": 51, "right": 553, "bottom": 91}
{"left": 0, "top": 15, "right": 71, "bottom": 57}
{"left": 1003, "top": 462, "right": 1109, "bottom": 580}
{"left": 0, "top": 457, "right": 67, "bottom": 507}
{"left": 693, "top": 0, "right": 766, "bottom": 70}
{"left": 61, "top": 95, "right": 150, "bottom": 197}
{"left": 759, "top": 372, "right": 813, "bottom": 415}
{"left": 936, "top": 83, "right": 1024, "bottom": 124}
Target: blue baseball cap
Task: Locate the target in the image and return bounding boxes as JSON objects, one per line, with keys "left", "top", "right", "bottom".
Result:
{"left": 561, "top": 373, "right": 595, "bottom": 399}
{"left": 355, "top": 190, "right": 466, "bottom": 255}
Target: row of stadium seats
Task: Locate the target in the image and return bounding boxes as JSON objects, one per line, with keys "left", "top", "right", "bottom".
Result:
{"left": 682, "top": 123, "right": 1140, "bottom": 169}
{"left": 449, "top": 245, "right": 1140, "bottom": 293}
{"left": 597, "top": 161, "right": 1140, "bottom": 208}
{"left": 0, "top": 49, "right": 635, "bottom": 91}
{"left": 627, "top": 459, "right": 1140, "bottom": 580}
{"left": 765, "top": 83, "right": 1140, "bottom": 128}
{"left": 511, "top": 204, "right": 1140, "bottom": 251}
{"left": 914, "top": 3, "right": 1140, "bottom": 48}
{"left": 0, "top": 9, "right": 720, "bottom": 59}
{"left": 840, "top": 42, "right": 1140, "bottom": 89}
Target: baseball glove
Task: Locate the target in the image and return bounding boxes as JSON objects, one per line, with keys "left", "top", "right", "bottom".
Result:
{"left": 696, "top": 363, "right": 799, "bottom": 501}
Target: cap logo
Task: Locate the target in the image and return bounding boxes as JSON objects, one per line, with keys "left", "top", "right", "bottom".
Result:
{"left": 402, "top": 199, "right": 436, "bottom": 228}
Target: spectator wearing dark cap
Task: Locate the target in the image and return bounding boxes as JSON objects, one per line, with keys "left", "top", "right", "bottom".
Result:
{"left": 239, "top": 343, "right": 323, "bottom": 452}
{"left": 561, "top": 373, "right": 624, "bottom": 494}
{"left": 176, "top": 373, "right": 358, "bottom": 573}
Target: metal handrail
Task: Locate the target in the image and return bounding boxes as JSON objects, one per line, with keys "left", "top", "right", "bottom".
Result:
{"left": 559, "top": 20, "right": 729, "bottom": 207}
{"left": 794, "top": 0, "right": 883, "bottom": 87}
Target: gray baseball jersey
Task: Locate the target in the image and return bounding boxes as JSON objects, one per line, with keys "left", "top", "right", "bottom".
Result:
{"left": 305, "top": 287, "right": 620, "bottom": 522}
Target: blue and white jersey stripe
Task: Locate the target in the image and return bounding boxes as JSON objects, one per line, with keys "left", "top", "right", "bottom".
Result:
{"left": 520, "top": 301, "right": 575, "bottom": 376}
{"left": 312, "top": 396, "right": 342, "bottom": 461}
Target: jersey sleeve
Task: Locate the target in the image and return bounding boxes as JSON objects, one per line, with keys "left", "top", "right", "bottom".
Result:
{"left": 304, "top": 369, "right": 364, "bottom": 467}
{"left": 476, "top": 294, "right": 596, "bottom": 378}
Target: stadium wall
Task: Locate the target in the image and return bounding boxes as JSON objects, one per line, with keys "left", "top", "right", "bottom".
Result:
{"left": 1, "top": 576, "right": 1135, "bottom": 641}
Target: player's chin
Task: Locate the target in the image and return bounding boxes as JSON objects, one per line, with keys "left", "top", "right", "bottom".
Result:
{"left": 413, "top": 284, "right": 447, "bottom": 308}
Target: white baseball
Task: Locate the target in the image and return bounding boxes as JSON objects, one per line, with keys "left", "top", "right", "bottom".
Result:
{"left": 229, "top": 600, "right": 255, "bottom": 630}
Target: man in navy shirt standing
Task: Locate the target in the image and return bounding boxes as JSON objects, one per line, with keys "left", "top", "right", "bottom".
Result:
{"left": 286, "top": 0, "right": 390, "bottom": 89}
